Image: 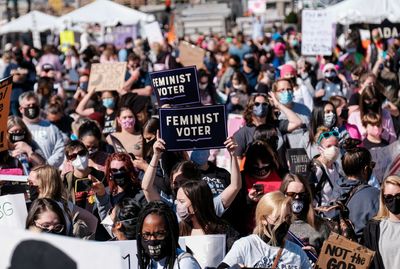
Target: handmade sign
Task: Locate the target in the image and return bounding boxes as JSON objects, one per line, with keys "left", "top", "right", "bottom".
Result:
{"left": 104, "top": 240, "right": 138, "bottom": 269}
{"left": 178, "top": 41, "right": 205, "bottom": 69}
{"left": 0, "top": 76, "right": 12, "bottom": 152}
{"left": 149, "top": 66, "right": 200, "bottom": 106}
{"left": 159, "top": 105, "right": 227, "bottom": 151}
{"left": 301, "top": 9, "right": 335, "bottom": 56}
{"left": 144, "top": 21, "right": 164, "bottom": 45}
{"left": 315, "top": 233, "right": 375, "bottom": 269}
{"left": 88, "top": 62, "right": 127, "bottom": 92}
{"left": 0, "top": 194, "right": 28, "bottom": 229}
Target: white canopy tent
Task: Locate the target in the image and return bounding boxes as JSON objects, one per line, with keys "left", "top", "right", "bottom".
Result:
{"left": 58, "top": 0, "right": 155, "bottom": 27}
{"left": 0, "top": 11, "right": 57, "bottom": 34}
{"left": 324, "top": 0, "right": 400, "bottom": 24}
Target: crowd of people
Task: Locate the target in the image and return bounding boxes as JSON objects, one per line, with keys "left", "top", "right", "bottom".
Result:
{"left": 1, "top": 23, "right": 400, "bottom": 269}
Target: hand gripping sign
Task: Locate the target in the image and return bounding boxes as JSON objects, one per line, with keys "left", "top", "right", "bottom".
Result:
{"left": 159, "top": 105, "right": 227, "bottom": 151}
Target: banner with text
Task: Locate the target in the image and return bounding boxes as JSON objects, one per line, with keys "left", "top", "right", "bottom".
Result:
{"left": 301, "top": 9, "right": 335, "bottom": 56}
{"left": 315, "top": 233, "right": 375, "bottom": 269}
{"left": 159, "top": 105, "right": 227, "bottom": 151}
{"left": 89, "top": 62, "right": 127, "bottom": 92}
{"left": 0, "top": 194, "right": 28, "bottom": 230}
{"left": 150, "top": 66, "right": 200, "bottom": 106}
{"left": 0, "top": 76, "right": 12, "bottom": 152}
{"left": 286, "top": 148, "right": 310, "bottom": 179}
{"left": 369, "top": 19, "right": 400, "bottom": 40}
{"left": 0, "top": 229, "right": 122, "bottom": 269}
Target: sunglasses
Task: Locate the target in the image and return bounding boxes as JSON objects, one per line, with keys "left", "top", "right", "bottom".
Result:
{"left": 325, "top": 69, "right": 336, "bottom": 72}
{"left": 317, "top": 130, "right": 340, "bottom": 144}
{"left": 383, "top": 193, "right": 400, "bottom": 203}
{"left": 254, "top": 102, "right": 268, "bottom": 107}
{"left": 111, "top": 168, "right": 127, "bottom": 173}
{"left": 285, "top": 191, "right": 307, "bottom": 199}
{"left": 67, "top": 149, "right": 87, "bottom": 161}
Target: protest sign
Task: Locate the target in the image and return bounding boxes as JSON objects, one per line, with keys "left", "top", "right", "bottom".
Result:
{"left": 0, "top": 76, "right": 12, "bottom": 152}
{"left": 178, "top": 41, "right": 206, "bottom": 69}
{"left": 183, "top": 234, "right": 226, "bottom": 268}
{"left": 315, "top": 233, "right": 375, "bottom": 269}
{"left": 144, "top": 21, "right": 164, "bottom": 45}
{"left": 159, "top": 105, "right": 227, "bottom": 151}
{"left": 149, "top": 66, "right": 200, "bottom": 106}
{"left": 104, "top": 240, "right": 137, "bottom": 269}
{"left": 370, "top": 19, "right": 400, "bottom": 40}
{"left": 60, "top": 30, "right": 75, "bottom": 53}
{"left": 88, "top": 62, "right": 127, "bottom": 92}
{"left": 301, "top": 9, "right": 335, "bottom": 56}
{"left": 248, "top": 0, "right": 267, "bottom": 14}
{"left": 0, "top": 229, "right": 122, "bottom": 269}
{"left": 0, "top": 174, "right": 28, "bottom": 182}
{"left": 0, "top": 194, "right": 28, "bottom": 229}
{"left": 286, "top": 148, "right": 310, "bottom": 179}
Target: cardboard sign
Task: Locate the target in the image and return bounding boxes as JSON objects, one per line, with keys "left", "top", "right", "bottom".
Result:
{"left": 0, "top": 76, "right": 12, "bottom": 152}
{"left": 0, "top": 229, "right": 123, "bottom": 269}
{"left": 315, "top": 233, "right": 375, "bottom": 269}
{"left": 88, "top": 62, "right": 127, "bottom": 92}
{"left": 183, "top": 234, "right": 226, "bottom": 268}
{"left": 178, "top": 41, "right": 205, "bottom": 69}
{"left": 0, "top": 194, "right": 28, "bottom": 230}
{"left": 159, "top": 105, "right": 227, "bottom": 151}
{"left": 286, "top": 148, "right": 310, "bottom": 179}
{"left": 144, "top": 21, "right": 164, "bottom": 45}
{"left": 301, "top": 9, "right": 335, "bottom": 56}
{"left": 149, "top": 66, "right": 200, "bottom": 106}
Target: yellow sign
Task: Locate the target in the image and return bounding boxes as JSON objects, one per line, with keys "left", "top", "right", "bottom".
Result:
{"left": 0, "top": 77, "right": 13, "bottom": 152}
{"left": 60, "top": 30, "right": 75, "bottom": 53}
{"left": 88, "top": 62, "right": 127, "bottom": 92}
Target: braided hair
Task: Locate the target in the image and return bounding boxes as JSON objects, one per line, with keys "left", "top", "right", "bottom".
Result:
{"left": 136, "top": 201, "right": 179, "bottom": 269}
{"left": 114, "top": 198, "right": 141, "bottom": 240}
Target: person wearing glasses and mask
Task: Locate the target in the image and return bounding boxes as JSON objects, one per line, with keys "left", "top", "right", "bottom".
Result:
{"left": 137, "top": 201, "right": 201, "bottom": 269}
{"left": 280, "top": 174, "right": 330, "bottom": 255}
{"left": 315, "top": 63, "right": 349, "bottom": 101}
{"left": 233, "top": 92, "right": 302, "bottom": 162}
{"left": 92, "top": 152, "right": 147, "bottom": 221}
{"left": 63, "top": 140, "right": 104, "bottom": 212}
{"left": 26, "top": 198, "right": 70, "bottom": 236}
{"left": 308, "top": 126, "right": 344, "bottom": 218}
{"left": 218, "top": 191, "right": 311, "bottom": 269}
{"left": 363, "top": 175, "right": 400, "bottom": 269}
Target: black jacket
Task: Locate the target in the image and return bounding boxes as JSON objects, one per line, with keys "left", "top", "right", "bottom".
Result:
{"left": 362, "top": 219, "right": 384, "bottom": 269}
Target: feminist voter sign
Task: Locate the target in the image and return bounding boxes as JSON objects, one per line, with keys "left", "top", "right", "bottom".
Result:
{"left": 150, "top": 66, "right": 200, "bottom": 106}
{"left": 159, "top": 105, "right": 227, "bottom": 151}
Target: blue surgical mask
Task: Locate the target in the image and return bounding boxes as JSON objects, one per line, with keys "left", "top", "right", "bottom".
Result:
{"left": 279, "top": 91, "right": 293, "bottom": 105}
{"left": 79, "top": 82, "right": 88, "bottom": 91}
{"left": 102, "top": 98, "right": 115, "bottom": 109}
{"left": 253, "top": 103, "right": 268, "bottom": 117}
{"left": 324, "top": 71, "right": 337, "bottom": 79}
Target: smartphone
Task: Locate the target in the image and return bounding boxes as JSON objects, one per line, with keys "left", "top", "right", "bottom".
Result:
{"left": 75, "top": 178, "right": 93, "bottom": 193}
{"left": 253, "top": 183, "right": 264, "bottom": 193}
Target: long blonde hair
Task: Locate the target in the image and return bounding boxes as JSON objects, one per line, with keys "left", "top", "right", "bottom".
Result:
{"left": 375, "top": 175, "right": 400, "bottom": 220}
{"left": 32, "top": 165, "right": 65, "bottom": 201}
{"left": 253, "top": 191, "right": 291, "bottom": 245}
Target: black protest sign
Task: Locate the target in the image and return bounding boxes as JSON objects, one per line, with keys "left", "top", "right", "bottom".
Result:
{"left": 315, "top": 233, "right": 375, "bottom": 269}
{"left": 150, "top": 66, "right": 200, "bottom": 106}
{"left": 159, "top": 105, "right": 227, "bottom": 151}
{"left": 369, "top": 19, "right": 400, "bottom": 39}
{"left": 286, "top": 148, "right": 310, "bottom": 179}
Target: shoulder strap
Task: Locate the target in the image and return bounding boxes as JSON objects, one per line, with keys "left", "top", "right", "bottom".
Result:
{"left": 312, "top": 159, "right": 334, "bottom": 206}
{"left": 345, "top": 183, "right": 369, "bottom": 206}
{"left": 109, "top": 134, "right": 128, "bottom": 153}
{"left": 272, "top": 242, "right": 285, "bottom": 269}
{"left": 176, "top": 252, "right": 193, "bottom": 269}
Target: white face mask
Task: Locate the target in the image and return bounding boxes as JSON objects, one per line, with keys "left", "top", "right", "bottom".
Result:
{"left": 71, "top": 155, "right": 89, "bottom": 170}
{"left": 101, "top": 214, "right": 114, "bottom": 238}
{"left": 322, "top": 146, "right": 340, "bottom": 162}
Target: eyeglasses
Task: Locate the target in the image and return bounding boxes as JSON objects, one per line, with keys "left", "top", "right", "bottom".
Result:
{"left": 34, "top": 221, "right": 64, "bottom": 234}
{"left": 276, "top": 88, "right": 292, "bottom": 93}
{"left": 67, "top": 149, "right": 87, "bottom": 161}
{"left": 141, "top": 231, "right": 167, "bottom": 241}
{"left": 285, "top": 191, "right": 307, "bottom": 199}
{"left": 317, "top": 130, "right": 340, "bottom": 144}
{"left": 111, "top": 168, "right": 127, "bottom": 173}
{"left": 383, "top": 193, "right": 400, "bottom": 203}
{"left": 254, "top": 102, "right": 268, "bottom": 107}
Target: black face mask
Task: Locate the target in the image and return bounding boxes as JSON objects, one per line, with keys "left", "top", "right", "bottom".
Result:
{"left": 28, "top": 185, "right": 39, "bottom": 202}
{"left": 111, "top": 171, "right": 130, "bottom": 188}
{"left": 24, "top": 105, "right": 40, "bottom": 120}
{"left": 141, "top": 239, "right": 168, "bottom": 261}
{"left": 340, "top": 108, "right": 349, "bottom": 121}
{"left": 291, "top": 198, "right": 310, "bottom": 219}
{"left": 384, "top": 195, "right": 400, "bottom": 215}
{"left": 9, "top": 132, "right": 26, "bottom": 143}
{"left": 271, "top": 221, "right": 290, "bottom": 247}
{"left": 251, "top": 165, "right": 271, "bottom": 178}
